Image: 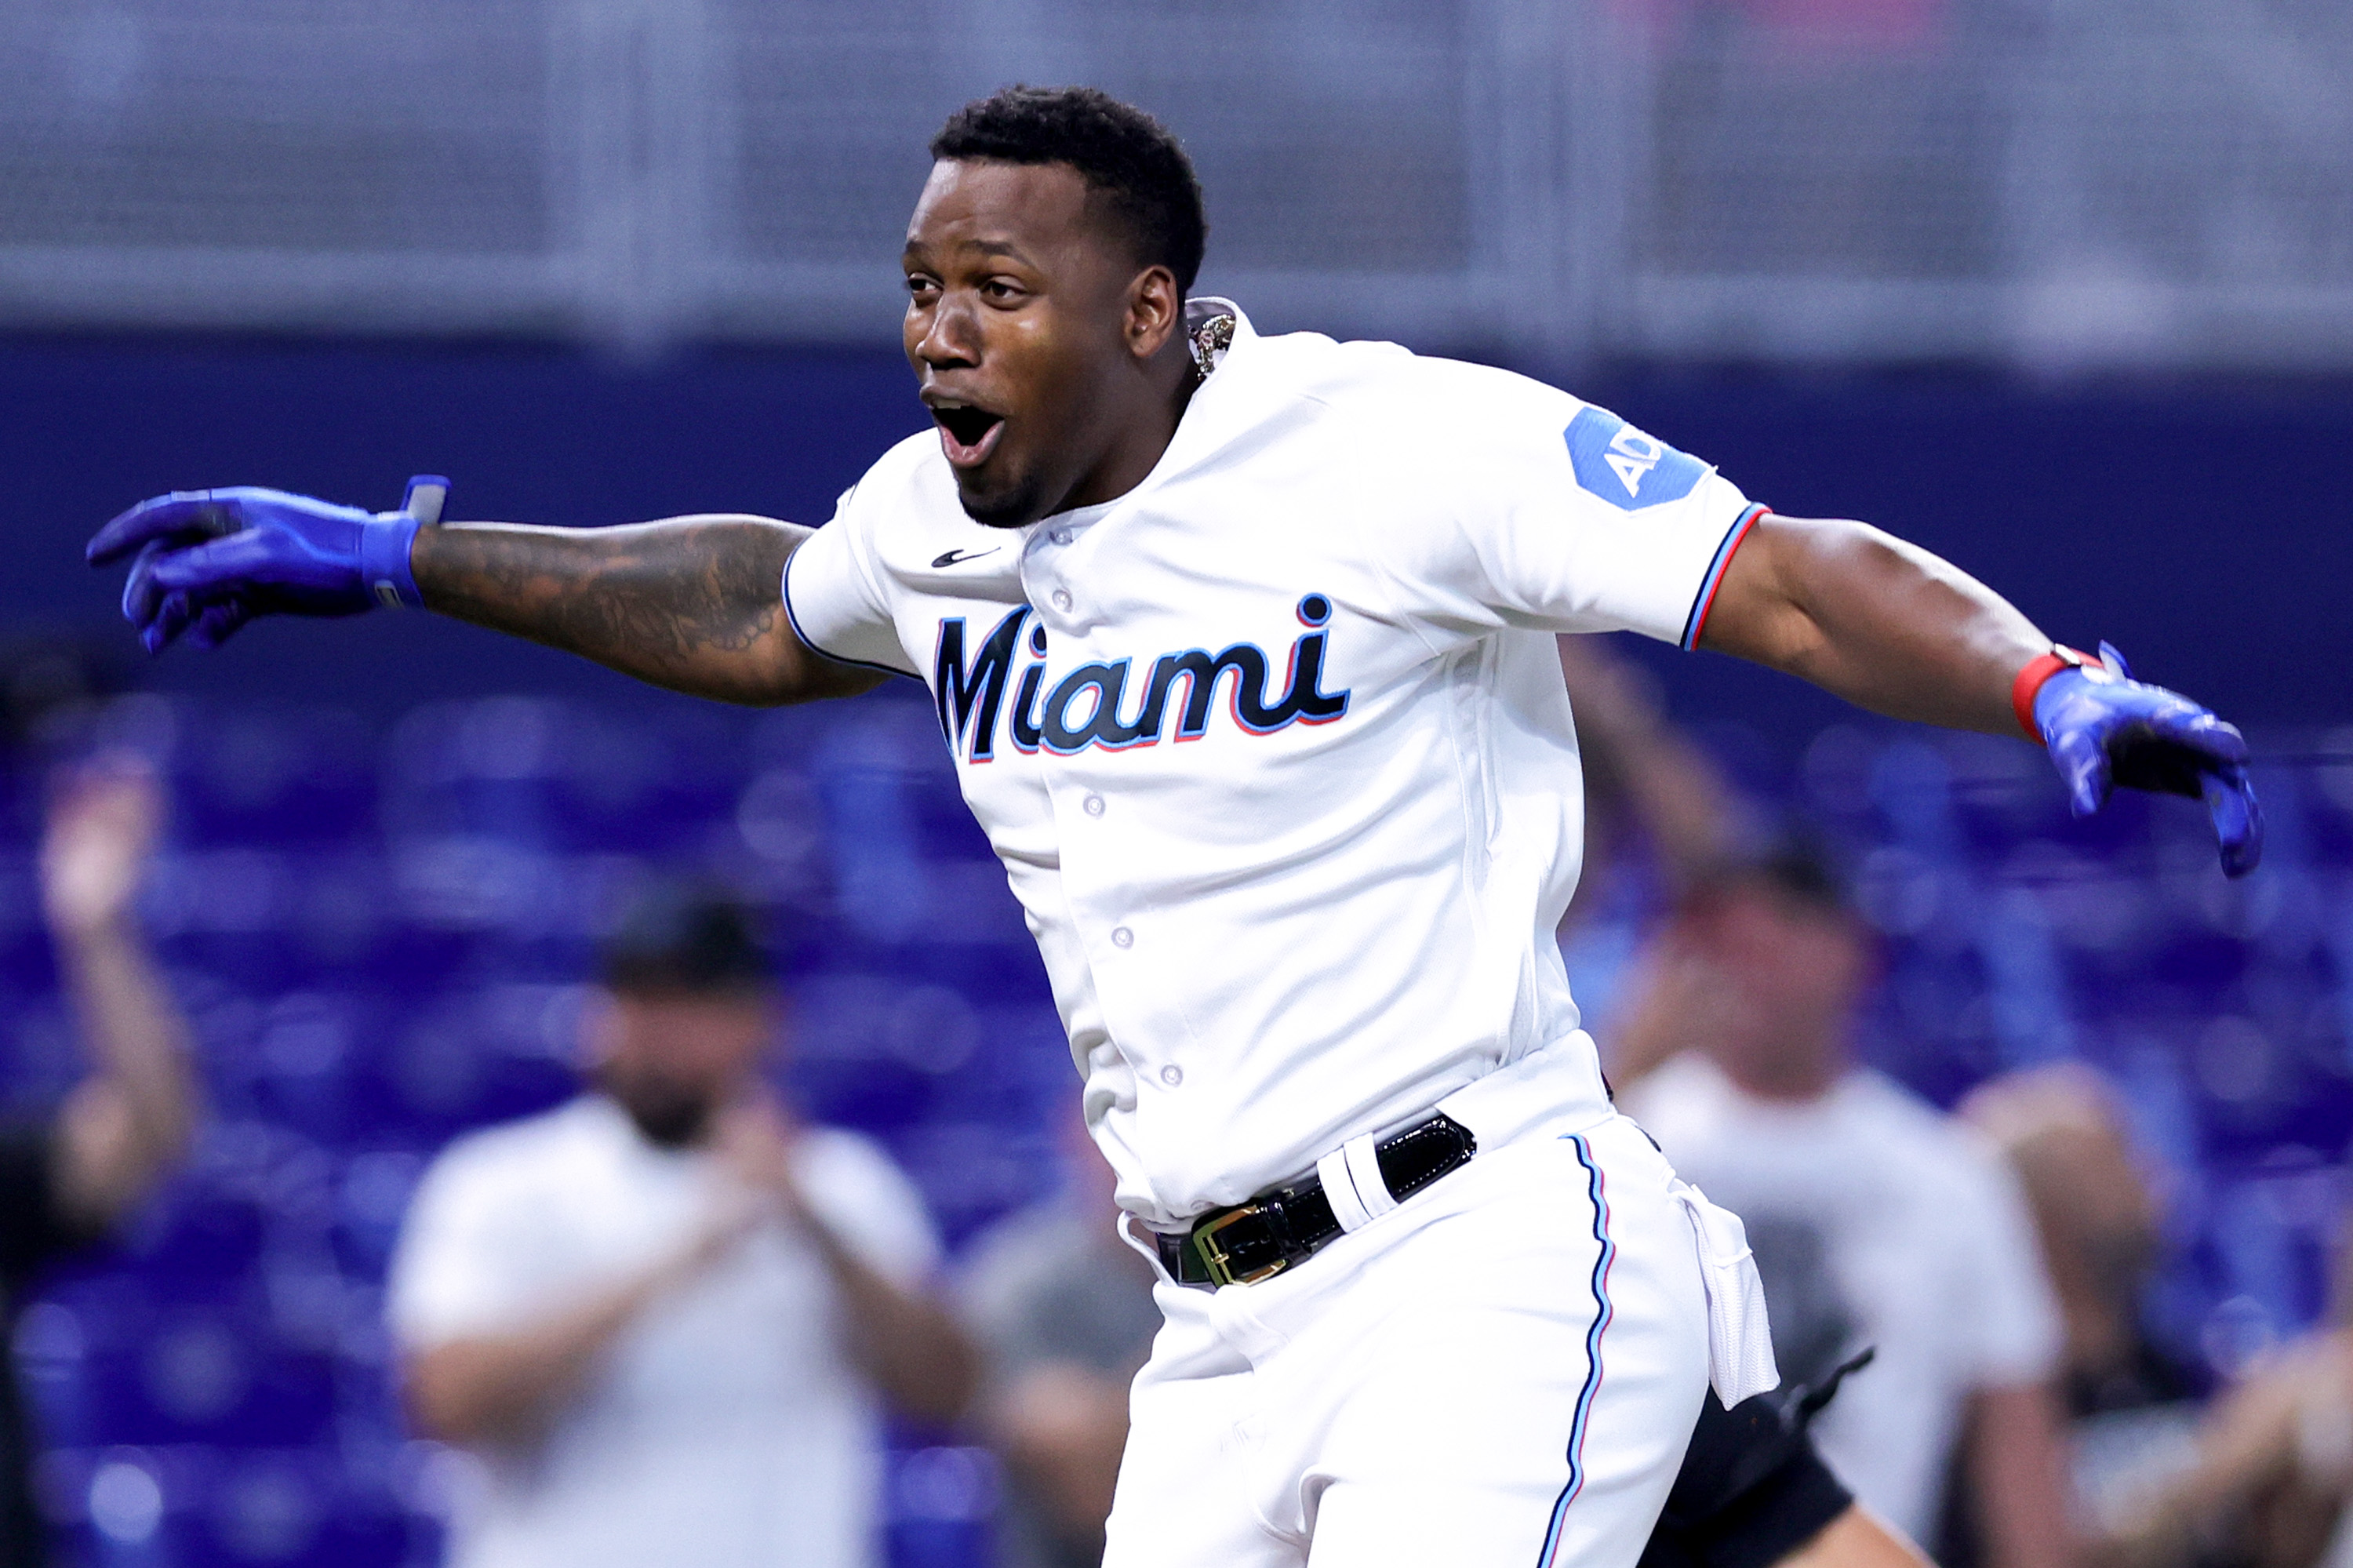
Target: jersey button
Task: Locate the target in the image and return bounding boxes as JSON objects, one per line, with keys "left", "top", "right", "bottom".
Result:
{"left": 1050, "top": 529, "right": 1073, "bottom": 546}
{"left": 1111, "top": 926, "right": 1134, "bottom": 948}
{"left": 1159, "top": 1064, "right": 1184, "bottom": 1087}
{"left": 1051, "top": 588, "right": 1074, "bottom": 613}
{"left": 1083, "top": 794, "right": 1106, "bottom": 817}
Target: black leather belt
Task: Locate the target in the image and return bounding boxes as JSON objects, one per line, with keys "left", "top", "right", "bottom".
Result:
{"left": 1156, "top": 1113, "right": 1477, "bottom": 1288}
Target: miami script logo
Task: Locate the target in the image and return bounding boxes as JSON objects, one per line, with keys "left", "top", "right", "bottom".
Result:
{"left": 934, "top": 595, "right": 1351, "bottom": 762}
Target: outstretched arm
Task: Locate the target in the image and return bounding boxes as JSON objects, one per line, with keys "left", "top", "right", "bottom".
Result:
{"left": 1700, "top": 515, "right": 2048, "bottom": 735}
{"left": 1701, "top": 514, "right": 2260, "bottom": 875}
{"left": 85, "top": 484, "right": 883, "bottom": 708}
{"left": 413, "top": 516, "right": 881, "bottom": 706}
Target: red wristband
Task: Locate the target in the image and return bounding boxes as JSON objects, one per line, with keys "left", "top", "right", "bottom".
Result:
{"left": 2012, "top": 646, "right": 2093, "bottom": 740}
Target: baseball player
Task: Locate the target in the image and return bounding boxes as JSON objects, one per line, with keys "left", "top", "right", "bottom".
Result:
{"left": 85, "top": 86, "right": 2257, "bottom": 1568}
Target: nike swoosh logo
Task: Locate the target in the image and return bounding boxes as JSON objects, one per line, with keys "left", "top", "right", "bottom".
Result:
{"left": 931, "top": 547, "right": 1001, "bottom": 568}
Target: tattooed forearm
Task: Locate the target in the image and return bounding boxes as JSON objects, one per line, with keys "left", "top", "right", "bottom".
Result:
{"left": 412, "top": 515, "right": 876, "bottom": 705}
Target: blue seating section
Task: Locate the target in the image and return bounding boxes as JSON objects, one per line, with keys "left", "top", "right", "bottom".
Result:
{"left": 1, "top": 689, "right": 2345, "bottom": 1566}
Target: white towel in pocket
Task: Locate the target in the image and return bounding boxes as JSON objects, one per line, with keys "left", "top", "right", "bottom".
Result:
{"left": 1670, "top": 1178, "right": 1780, "bottom": 1406}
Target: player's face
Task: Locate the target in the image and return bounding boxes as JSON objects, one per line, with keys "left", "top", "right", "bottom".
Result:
{"left": 586, "top": 988, "right": 774, "bottom": 1148}
{"left": 902, "top": 158, "right": 1166, "bottom": 528}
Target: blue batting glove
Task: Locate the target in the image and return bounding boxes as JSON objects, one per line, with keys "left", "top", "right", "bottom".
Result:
{"left": 86, "top": 477, "right": 446, "bottom": 654}
{"left": 2029, "top": 642, "right": 2262, "bottom": 879}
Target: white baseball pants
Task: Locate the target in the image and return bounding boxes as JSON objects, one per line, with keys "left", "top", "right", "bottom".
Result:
{"left": 1104, "top": 1112, "right": 1717, "bottom": 1568}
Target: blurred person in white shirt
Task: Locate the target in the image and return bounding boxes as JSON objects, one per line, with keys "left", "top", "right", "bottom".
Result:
{"left": 1616, "top": 842, "right": 2075, "bottom": 1568}
{"left": 385, "top": 882, "right": 977, "bottom": 1568}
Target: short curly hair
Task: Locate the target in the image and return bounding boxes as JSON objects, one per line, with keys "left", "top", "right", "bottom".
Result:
{"left": 930, "top": 85, "right": 1208, "bottom": 293}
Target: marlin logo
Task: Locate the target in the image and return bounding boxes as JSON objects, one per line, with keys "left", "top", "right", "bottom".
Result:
{"left": 933, "top": 595, "right": 1352, "bottom": 763}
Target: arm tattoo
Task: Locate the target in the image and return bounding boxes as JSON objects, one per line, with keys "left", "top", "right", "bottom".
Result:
{"left": 414, "top": 518, "right": 838, "bottom": 705}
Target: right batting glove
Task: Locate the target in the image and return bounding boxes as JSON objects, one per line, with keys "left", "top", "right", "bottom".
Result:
{"left": 86, "top": 476, "right": 447, "bottom": 653}
{"left": 2017, "top": 642, "right": 2261, "bottom": 879}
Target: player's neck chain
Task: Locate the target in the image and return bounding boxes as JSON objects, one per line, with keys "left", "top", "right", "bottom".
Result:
{"left": 1187, "top": 308, "right": 1237, "bottom": 386}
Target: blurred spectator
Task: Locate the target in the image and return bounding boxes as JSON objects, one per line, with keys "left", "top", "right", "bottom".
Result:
{"left": 1960, "top": 1067, "right": 2190, "bottom": 1416}
{"left": 1960, "top": 1064, "right": 2209, "bottom": 1542}
{"left": 4, "top": 763, "right": 202, "bottom": 1566}
{"left": 385, "top": 881, "right": 977, "bottom": 1568}
{"left": 1617, "top": 843, "right": 2076, "bottom": 1568}
{"left": 2085, "top": 1209, "right": 2353, "bottom": 1568}
{"left": 959, "top": 1112, "right": 1159, "bottom": 1568}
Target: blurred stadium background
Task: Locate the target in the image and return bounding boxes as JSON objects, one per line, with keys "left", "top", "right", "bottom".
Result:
{"left": 0, "top": 0, "right": 2349, "bottom": 1563}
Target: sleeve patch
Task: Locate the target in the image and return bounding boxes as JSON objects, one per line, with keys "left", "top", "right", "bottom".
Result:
{"left": 1565, "top": 408, "right": 1706, "bottom": 511}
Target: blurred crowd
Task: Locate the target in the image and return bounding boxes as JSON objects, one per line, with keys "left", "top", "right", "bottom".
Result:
{"left": 1, "top": 635, "right": 2348, "bottom": 1568}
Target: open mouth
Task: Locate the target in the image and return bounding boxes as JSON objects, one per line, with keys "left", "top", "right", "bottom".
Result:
{"left": 933, "top": 404, "right": 1006, "bottom": 467}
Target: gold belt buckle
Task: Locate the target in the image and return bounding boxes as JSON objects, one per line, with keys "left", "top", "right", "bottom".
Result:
{"left": 1191, "top": 1203, "right": 1289, "bottom": 1288}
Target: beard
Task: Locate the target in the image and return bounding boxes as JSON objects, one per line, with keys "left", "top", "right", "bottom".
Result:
{"left": 956, "top": 468, "right": 1053, "bottom": 530}
{"left": 594, "top": 1068, "right": 715, "bottom": 1150}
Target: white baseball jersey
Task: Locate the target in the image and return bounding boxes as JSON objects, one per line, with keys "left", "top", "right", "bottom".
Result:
{"left": 784, "top": 300, "right": 1764, "bottom": 1229}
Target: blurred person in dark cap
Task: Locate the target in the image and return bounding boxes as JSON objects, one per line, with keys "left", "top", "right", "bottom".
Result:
{"left": 385, "top": 879, "right": 977, "bottom": 1568}
{"left": 1615, "top": 841, "right": 2077, "bottom": 1568}
{"left": 2, "top": 760, "right": 202, "bottom": 1566}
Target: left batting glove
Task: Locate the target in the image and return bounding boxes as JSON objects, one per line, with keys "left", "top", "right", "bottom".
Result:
{"left": 85, "top": 476, "right": 447, "bottom": 653}
{"left": 2019, "top": 642, "right": 2261, "bottom": 879}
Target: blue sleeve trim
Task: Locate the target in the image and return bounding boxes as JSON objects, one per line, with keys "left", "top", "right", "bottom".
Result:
{"left": 780, "top": 542, "right": 915, "bottom": 678}
{"left": 1678, "top": 504, "right": 1769, "bottom": 652}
